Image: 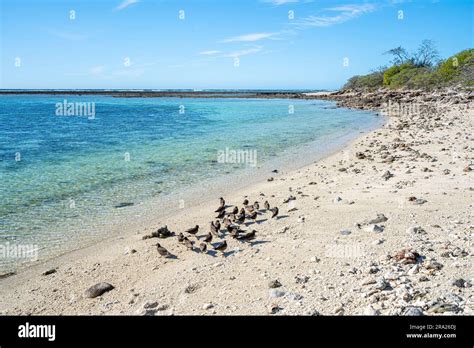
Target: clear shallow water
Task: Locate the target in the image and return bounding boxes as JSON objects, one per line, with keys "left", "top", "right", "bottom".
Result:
{"left": 0, "top": 95, "right": 383, "bottom": 271}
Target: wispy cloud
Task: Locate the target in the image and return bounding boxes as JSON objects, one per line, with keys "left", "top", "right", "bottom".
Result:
{"left": 261, "top": 0, "right": 299, "bottom": 5}
{"left": 199, "top": 50, "right": 221, "bottom": 56}
{"left": 115, "top": 0, "right": 139, "bottom": 11}
{"left": 221, "top": 46, "right": 263, "bottom": 58}
{"left": 293, "top": 3, "right": 377, "bottom": 28}
{"left": 220, "top": 32, "right": 278, "bottom": 43}
{"left": 50, "top": 30, "right": 87, "bottom": 41}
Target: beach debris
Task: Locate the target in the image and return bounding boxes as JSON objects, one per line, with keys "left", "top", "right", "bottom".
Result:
{"left": 114, "top": 202, "right": 134, "bottom": 208}
{"left": 267, "top": 177, "right": 274, "bottom": 182}
{"left": 268, "top": 280, "right": 282, "bottom": 288}
{"left": 463, "top": 165, "right": 472, "bottom": 172}
{"left": 408, "top": 196, "right": 427, "bottom": 205}
{"left": 85, "top": 282, "right": 114, "bottom": 298}
{"left": 184, "top": 284, "right": 199, "bottom": 294}
{"left": 42, "top": 268, "right": 57, "bottom": 276}
{"left": 356, "top": 152, "right": 366, "bottom": 159}
{"left": 393, "top": 249, "right": 421, "bottom": 264}
{"left": 283, "top": 196, "right": 296, "bottom": 203}
{"left": 340, "top": 229, "right": 351, "bottom": 235}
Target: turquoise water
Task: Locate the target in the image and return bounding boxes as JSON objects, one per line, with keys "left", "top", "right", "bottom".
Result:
{"left": 0, "top": 95, "right": 383, "bottom": 270}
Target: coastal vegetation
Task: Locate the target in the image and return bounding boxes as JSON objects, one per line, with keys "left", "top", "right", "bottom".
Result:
{"left": 344, "top": 40, "right": 474, "bottom": 91}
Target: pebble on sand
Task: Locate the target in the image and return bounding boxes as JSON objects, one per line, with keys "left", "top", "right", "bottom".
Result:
{"left": 85, "top": 282, "right": 114, "bottom": 298}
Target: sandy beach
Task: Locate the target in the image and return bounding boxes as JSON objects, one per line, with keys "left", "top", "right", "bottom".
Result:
{"left": 0, "top": 90, "right": 472, "bottom": 316}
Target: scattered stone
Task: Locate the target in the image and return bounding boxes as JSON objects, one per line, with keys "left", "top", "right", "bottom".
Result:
{"left": 0, "top": 272, "right": 15, "bottom": 280}
{"left": 463, "top": 166, "right": 472, "bottom": 172}
{"left": 403, "top": 307, "right": 424, "bottom": 316}
{"left": 143, "top": 301, "right": 158, "bottom": 309}
{"left": 295, "top": 275, "right": 310, "bottom": 284}
{"left": 184, "top": 284, "right": 199, "bottom": 294}
{"left": 382, "top": 171, "right": 394, "bottom": 180}
{"left": 202, "top": 303, "right": 214, "bottom": 310}
{"left": 406, "top": 226, "right": 426, "bottom": 234}
{"left": 364, "top": 305, "right": 381, "bottom": 315}
{"left": 394, "top": 249, "right": 421, "bottom": 264}
{"left": 356, "top": 152, "right": 366, "bottom": 159}
{"left": 42, "top": 269, "right": 57, "bottom": 276}
{"left": 310, "top": 256, "right": 320, "bottom": 263}
{"left": 269, "top": 289, "right": 286, "bottom": 298}
{"left": 425, "top": 260, "right": 443, "bottom": 271}
{"left": 366, "top": 213, "right": 388, "bottom": 225}
{"left": 114, "top": 202, "right": 134, "bottom": 208}
{"left": 267, "top": 177, "right": 274, "bottom": 182}
{"left": 268, "top": 280, "right": 282, "bottom": 288}
{"left": 365, "top": 224, "right": 384, "bottom": 233}
{"left": 450, "top": 278, "right": 466, "bottom": 288}
{"left": 375, "top": 277, "right": 391, "bottom": 290}
{"left": 85, "top": 282, "right": 114, "bottom": 298}
{"left": 427, "top": 302, "right": 460, "bottom": 314}
{"left": 334, "top": 196, "right": 343, "bottom": 203}
{"left": 340, "top": 229, "right": 351, "bottom": 235}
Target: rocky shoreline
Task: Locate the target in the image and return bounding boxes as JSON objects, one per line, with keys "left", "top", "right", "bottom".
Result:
{"left": 0, "top": 89, "right": 472, "bottom": 316}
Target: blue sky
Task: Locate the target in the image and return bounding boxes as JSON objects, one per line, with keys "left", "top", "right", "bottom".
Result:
{"left": 1, "top": 0, "right": 472, "bottom": 89}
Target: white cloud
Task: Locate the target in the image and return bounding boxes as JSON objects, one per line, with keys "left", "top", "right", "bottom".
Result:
{"left": 50, "top": 30, "right": 87, "bottom": 41}
{"left": 115, "top": 0, "right": 139, "bottom": 11}
{"left": 199, "top": 50, "right": 221, "bottom": 56}
{"left": 294, "top": 3, "right": 377, "bottom": 27}
{"left": 221, "top": 46, "right": 263, "bottom": 58}
{"left": 220, "top": 32, "right": 277, "bottom": 43}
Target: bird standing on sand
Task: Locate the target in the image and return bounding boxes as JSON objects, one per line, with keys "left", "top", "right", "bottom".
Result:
{"left": 220, "top": 197, "right": 225, "bottom": 207}
{"left": 203, "top": 232, "right": 213, "bottom": 243}
{"left": 156, "top": 243, "right": 172, "bottom": 257}
{"left": 264, "top": 200, "right": 270, "bottom": 210}
{"left": 216, "top": 209, "right": 226, "bottom": 219}
{"left": 177, "top": 232, "right": 185, "bottom": 243}
{"left": 245, "top": 205, "right": 255, "bottom": 213}
{"left": 236, "top": 213, "right": 245, "bottom": 224}
{"left": 248, "top": 210, "right": 258, "bottom": 222}
{"left": 223, "top": 217, "right": 231, "bottom": 228}
{"left": 186, "top": 225, "right": 199, "bottom": 236}
{"left": 199, "top": 243, "right": 207, "bottom": 253}
{"left": 215, "top": 205, "right": 225, "bottom": 213}
{"left": 253, "top": 201, "right": 260, "bottom": 210}
{"left": 213, "top": 240, "right": 227, "bottom": 254}
{"left": 232, "top": 206, "right": 239, "bottom": 215}
{"left": 210, "top": 221, "right": 219, "bottom": 236}
{"left": 270, "top": 207, "right": 279, "bottom": 218}
{"left": 214, "top": 220, "right": 221, "bottom": 231}
{"left": 238, "top": 230, "right": 256, "bottom": 241}
{"left": 242, "top": 199, "right": 249, "bottom": 205}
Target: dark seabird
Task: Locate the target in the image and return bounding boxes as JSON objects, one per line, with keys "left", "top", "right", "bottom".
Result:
{"left": 270, "top": 207, "right": 279, "bottom": 218}
{"left": 156, "top": 243, "right": 172, "bottom": 257}
{"left": 203, "top": 233, "right": 213, "bottom": 243}
{"left": 177, "top": 232, "right": 185, "bottom": 243}
{"left": 237, "top": 230, "right": 256, "bottom": 241}
{"left": 232, "top": 206, "right": 239, "bottom": 215}
{"left": 183, "top": 237, "right": 194, "bottom": 250}
{"left": 236, "top": 213, "right": 245, "bottom": 224}
{"left": 242, "top": 199, "right": 249, "bottom": 205}
{"left": 245, "top": 205, "right": 255, "bottom": 213}
{"left": 210, "top": 221, "right": 219, "bottom": 236}
{"left": 213, "top": 240, "right": 227, "bottom": 253}
{"left": 264, "top": 200, "right": 270, "bottom": 210}
{"left": 215, "top": 205, "right": 225, "bottom": 213}
{"left": 216, "top": 209, "right": 226, "bottom": 219}
{"left": 253, "top": 201, "right": 260, "bottom": 210}
{"left": 219, "top": 197, "right": 225, "bottom": 207}
{"left": 199, "top": 242, "right": 207, "bottom": 253}
{"left": 186, "top": 225, "right": 199, "bottom": 235}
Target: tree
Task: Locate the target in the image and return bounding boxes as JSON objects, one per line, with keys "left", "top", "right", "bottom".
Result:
{"left": 413, "top": 39, "right": 440, "bottom": 67}
{"left": 383, "top": 46, "right": 410, "bottom": 65}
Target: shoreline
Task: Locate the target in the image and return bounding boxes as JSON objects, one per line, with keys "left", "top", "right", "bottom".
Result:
{"left": 0, "top": 89, "right": 472, "bottom": 316}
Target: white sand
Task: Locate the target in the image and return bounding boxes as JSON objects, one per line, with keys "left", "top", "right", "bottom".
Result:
{"left": 0, "top": 94, "right": 472, "bottom": 316}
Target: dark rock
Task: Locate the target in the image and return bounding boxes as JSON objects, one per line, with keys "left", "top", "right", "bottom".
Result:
{"left": 85, "top": 282, "right": 114, "bottom": 298}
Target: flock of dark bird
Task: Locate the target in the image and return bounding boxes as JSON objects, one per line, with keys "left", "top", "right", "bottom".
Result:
{"left": 150, "top": 197, "right": 279, "bottom": 258}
